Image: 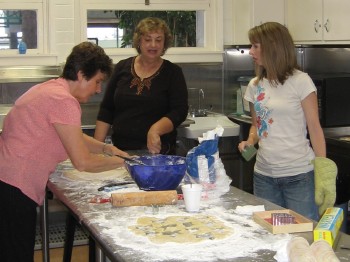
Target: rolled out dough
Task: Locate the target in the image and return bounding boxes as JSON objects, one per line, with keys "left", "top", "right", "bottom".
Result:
{"left": 63, "top": 168, "right": 130, "bottom": 181}
{"left": 129, "top": 215, "right": 233, "bottom": 244}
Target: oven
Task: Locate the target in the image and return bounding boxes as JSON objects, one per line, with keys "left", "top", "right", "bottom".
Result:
{"left": 324, "top": 130, "right": 350, "bottom": 233}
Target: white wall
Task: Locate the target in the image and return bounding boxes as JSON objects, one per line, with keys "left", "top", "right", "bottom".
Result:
{"left": 52, "top": 0, "right": 76, "bottom": 64}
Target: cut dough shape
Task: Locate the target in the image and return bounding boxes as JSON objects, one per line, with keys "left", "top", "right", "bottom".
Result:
{"left": 129, "top": 215, "right": 233, "bottom": 244}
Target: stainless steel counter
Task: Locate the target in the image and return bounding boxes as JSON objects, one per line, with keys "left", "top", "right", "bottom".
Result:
{"left": 0, "top": 66, "right": 62, "bottom": 83}
{"left": 44, "top": 171, "right": 350, "bottom": 262}
{"left": 0, "top": 105, "right": 12, "bottom": 132}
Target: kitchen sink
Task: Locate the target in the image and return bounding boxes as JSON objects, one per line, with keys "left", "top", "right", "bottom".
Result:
{"left": 177, "top": 114, "right": 240, "bottom": 139}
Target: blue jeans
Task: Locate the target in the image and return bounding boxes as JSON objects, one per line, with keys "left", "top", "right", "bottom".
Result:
{"left": 254, "top": 171, "right": 319, "bottom": 221}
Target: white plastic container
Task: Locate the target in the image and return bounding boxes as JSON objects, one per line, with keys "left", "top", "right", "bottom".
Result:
{"left": 182, "top": 184, "right": 202, "bottom": 212}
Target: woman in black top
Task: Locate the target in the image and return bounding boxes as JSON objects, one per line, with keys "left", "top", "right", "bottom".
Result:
{"left": 95, "top": 17, "right": 188, "bottom": 155}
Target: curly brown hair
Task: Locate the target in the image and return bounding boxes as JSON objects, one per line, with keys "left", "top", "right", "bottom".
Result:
{"left": 61, "top": 41, "right": 113, "bottom": 81}
{"left": 133, "top": 17, "right": 173, "bottom": 56}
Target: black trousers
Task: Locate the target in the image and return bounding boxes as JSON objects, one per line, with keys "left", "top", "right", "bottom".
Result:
{"left": 0, "top": 180, "right": 37, "bottom": 262}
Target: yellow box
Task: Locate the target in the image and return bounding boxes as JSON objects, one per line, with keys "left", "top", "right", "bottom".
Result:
{"left": 313, "top": 207, "right": 344, "bottom": 247}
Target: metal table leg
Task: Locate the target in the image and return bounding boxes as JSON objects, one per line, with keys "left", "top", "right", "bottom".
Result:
{"left": 89, "top": 236, "right": 96, "bottom": 262}
{"left": 63, "top": 213, "right": 76, "bottom": 262}
{"left": 40, "top": 188, "right": 50, "bottom": 262}
{"left": 95, "top": 243, "right": 107, "bottom": 262}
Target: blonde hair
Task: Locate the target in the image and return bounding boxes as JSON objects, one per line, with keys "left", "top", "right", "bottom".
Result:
{"left": 133, "top": 17, "right": 173, "bottom": 56}
{"left": 248, "top": 22, "right": 300, "bottom": 86}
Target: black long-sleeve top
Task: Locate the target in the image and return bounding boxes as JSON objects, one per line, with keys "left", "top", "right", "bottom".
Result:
{"left": 97, "top": 57, "right": 188, "bottom": 152}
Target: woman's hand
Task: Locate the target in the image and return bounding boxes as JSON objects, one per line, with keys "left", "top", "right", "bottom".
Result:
{"left": 102, "top": 144, "right": 130, "bottom": 166}
{"left": 107, "top": 145, "right": 130, "bottom": 158}
{"left": 147, "top": 131, "right": 162, "bottom": 154}
{"left": 238, "top": 140, "right": 251, "bottom": 153}
{"left": 147, "top": 117, "right": 174, "bottom": 154}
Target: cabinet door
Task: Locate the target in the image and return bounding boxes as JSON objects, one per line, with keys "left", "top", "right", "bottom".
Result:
{"left": 287, "top": 0, "right": 323, "bottom": 42}
{"left": 253, "top": 0, "right": 285, "bottom": 27}
{"left": 223, "top": 0, "right": 235, "bottom": 45}
{"left": 232, "top": 0, "right": 251, "bottom": 45}
{"left": 232, "top": 0, "right": 285, "bottom": 45}
{"left": 323, "top": 0, "right": 350, "bottom": 41}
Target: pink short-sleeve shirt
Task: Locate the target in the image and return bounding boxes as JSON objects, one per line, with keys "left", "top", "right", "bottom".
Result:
{"left": 0, "top": 78, "right": 81, "bottom": 205}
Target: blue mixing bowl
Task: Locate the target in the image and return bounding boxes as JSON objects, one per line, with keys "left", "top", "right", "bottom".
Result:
{"left": 125, "top": 155, "right": 187, "bottom": 191}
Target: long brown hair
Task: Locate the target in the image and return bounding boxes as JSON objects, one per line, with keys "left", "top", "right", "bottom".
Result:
{"left": 248, "top": 22, "right": 300, "bottom": 86}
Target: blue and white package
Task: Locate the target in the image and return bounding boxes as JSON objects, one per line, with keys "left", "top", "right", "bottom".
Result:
{"left": 185, "top": 125, "right": 224, "bottom": 184}
{"left": 184, "top": 125, "right": 231, "bottom": 199}
{"left": 186, "top": 136, "right": 219, "bottom": 183}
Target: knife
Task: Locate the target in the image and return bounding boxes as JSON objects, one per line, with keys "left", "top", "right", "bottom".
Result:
{"left": 98, "top": 181, "right": 135, "bottom": 191}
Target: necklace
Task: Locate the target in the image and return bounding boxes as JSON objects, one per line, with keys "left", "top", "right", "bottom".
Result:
{"left": 130, "top": 57, "right": 163, "bottom": 95}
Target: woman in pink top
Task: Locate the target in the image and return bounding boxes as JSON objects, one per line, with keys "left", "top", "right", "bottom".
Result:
{"left": 0, "top": 42, "right": 129, "bottom": 262}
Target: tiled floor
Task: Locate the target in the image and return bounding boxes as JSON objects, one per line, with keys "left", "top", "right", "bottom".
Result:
{"left": 34, "top": 208, "right": 90, "bottom": 262}
{"left": 34, "top": 245, "right": 89, "bottom": 262}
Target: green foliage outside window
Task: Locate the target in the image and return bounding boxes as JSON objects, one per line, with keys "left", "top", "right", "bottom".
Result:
{"left": 115, "top": 11, "right": 197, "bottom": 48}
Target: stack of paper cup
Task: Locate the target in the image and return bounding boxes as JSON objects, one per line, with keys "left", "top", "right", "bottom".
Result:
{"left": 181, "top": 184, "right": 202, "bottom": 212}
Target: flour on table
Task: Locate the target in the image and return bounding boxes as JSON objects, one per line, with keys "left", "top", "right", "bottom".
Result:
{"left": 129, "top": 215, "right": 233, "bottom": 244}
{"left": 90, "top": 205, "right": 293, "bottom": 261}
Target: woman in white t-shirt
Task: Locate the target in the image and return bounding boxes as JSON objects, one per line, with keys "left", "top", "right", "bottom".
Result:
{"left": 238, "top": 22, "right": 326, "bottom": 221}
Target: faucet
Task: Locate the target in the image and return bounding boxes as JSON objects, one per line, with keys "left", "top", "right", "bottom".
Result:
{"left": 198, "top": 88, "right": 204, "bottom": 111}
{"left": 188, "top": 88, "right": 207, "bottom": 117}
{"left": 196, "top": 88, "right": 207, "bottom": 117}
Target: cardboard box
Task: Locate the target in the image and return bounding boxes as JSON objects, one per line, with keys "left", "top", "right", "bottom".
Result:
{"left": 253, "top": 209, "right": 313, "bottom": 234}
{"left": 314, "top": 207, "right": 344, "bottom": 247}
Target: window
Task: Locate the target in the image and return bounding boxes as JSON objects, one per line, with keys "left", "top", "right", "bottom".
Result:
{"left": 79, "top": 0, "right": 223, "bottom": 63}
{"left": 0, "top": 9, "right": 37, "bottom": 50}
{"left": 87, "top": 10, "right": 199, "bottom": 49}
{"left": 0, "top": 1, "right": 44, "bottom": 55}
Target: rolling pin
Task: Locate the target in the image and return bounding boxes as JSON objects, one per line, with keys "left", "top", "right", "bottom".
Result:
{"left": 111, "top": 190, "right": 178, "bottom": 207}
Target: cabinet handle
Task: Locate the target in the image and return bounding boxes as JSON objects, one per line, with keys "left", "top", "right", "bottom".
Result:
{"left": 314, "top": 19, "right": 321, "bottom": 33}
{"left": 324, "top": 19, "right": 330, "bottom": 32}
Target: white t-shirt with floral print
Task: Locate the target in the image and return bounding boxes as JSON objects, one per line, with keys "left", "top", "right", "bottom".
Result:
{"left": 244, "top": 70, "right": 316, "bottom": 177}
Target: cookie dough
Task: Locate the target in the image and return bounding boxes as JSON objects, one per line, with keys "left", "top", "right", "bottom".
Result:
{"left": 63, "top": 168, "right": 130, "bottom": 181}
{"left": 129, "top": 215, "right": 233, "bottom": 244}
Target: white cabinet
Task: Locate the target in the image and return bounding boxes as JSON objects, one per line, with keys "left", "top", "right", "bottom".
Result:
{"left": 228, "top": 0, "right": 285, "bottom": 45}
{"left": 323, "top": 0, "right": 350, "bottom": 41}
{"left": 253, "top": 0, "right": 285, "bottom": 27}
{"left": 287, "top": 0, "right": 350, "bottom": 43}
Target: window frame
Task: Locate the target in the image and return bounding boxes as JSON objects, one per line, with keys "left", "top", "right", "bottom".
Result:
{"left": 0, "top": 1, "right": 45, "bottom": 55}
{"left": 77, "top": 0, "right": 224, "bottom": 63}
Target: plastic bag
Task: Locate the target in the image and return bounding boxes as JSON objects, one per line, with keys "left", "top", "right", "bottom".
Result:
{"left": 186, "top": 137, "right": 219, "bottom": 184}
{"left": 185, "top": 126, "right": 231, "bottom": 199}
